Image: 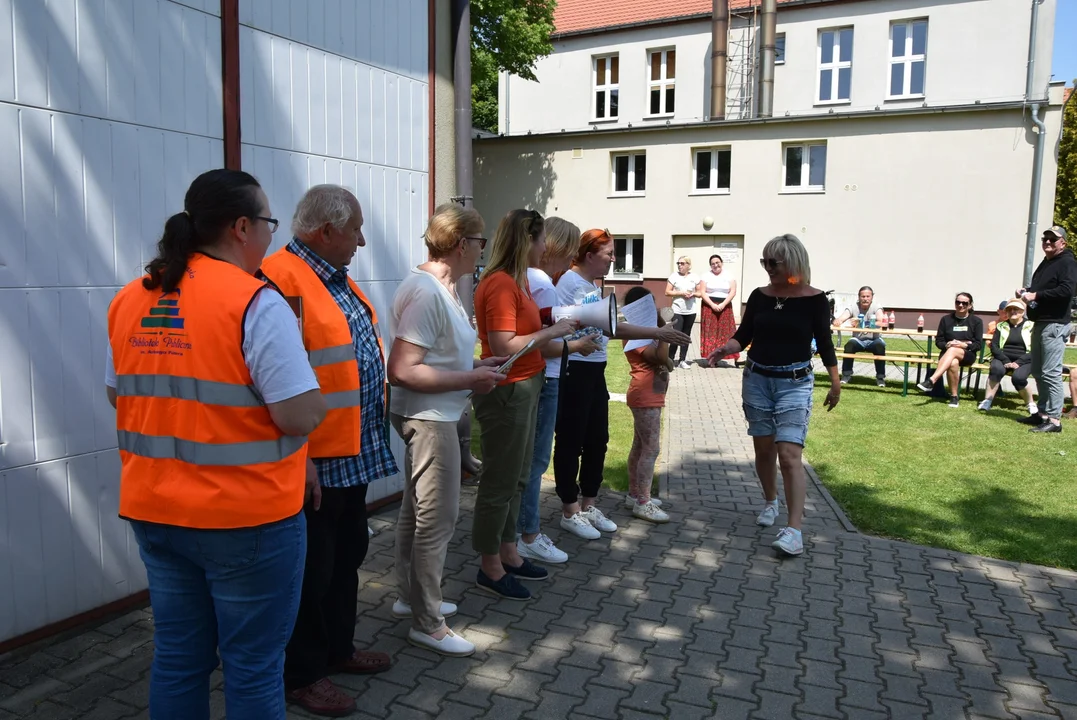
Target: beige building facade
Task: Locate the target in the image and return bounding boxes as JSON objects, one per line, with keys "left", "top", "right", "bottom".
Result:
{"left": 474, "top": 0, "right": 1064, "bottom": 320}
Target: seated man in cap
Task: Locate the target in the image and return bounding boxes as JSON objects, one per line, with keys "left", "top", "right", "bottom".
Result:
{"left": 832, "top": 286, "right": 887, "bottom": 387}
{"left": 978, "top": 299, "right": 1037, "bottom": 414}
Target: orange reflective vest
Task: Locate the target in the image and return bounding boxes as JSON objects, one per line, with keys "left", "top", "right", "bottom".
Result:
{"left": 108, "top": 253, "right": 308, "bottom": 529}
{"left": 261, "top": 248, "right": 383, "bottom": 458}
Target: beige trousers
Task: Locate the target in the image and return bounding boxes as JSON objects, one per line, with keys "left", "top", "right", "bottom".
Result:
{"left": 391, "top": 414, "right": 461, "bottom": 634}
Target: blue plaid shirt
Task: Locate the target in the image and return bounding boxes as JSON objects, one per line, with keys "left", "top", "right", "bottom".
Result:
{"left": 287, "top": 239, "right": 399, "bottom": 487}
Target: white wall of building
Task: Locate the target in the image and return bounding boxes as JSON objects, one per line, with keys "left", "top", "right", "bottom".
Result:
{"left": 0, "top": 0, "right": 223, "bottom": 643}
{"left": 237, "top": 0, "right": 430, "bottom": 504}
{"left": 475, "top": 101, "right": 1063, "bottom": 311}
{"left": 502, "top": 0, "right": 1057, "bottom": 134}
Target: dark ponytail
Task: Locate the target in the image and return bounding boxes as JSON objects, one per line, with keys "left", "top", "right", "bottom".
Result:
{"left": 143, "top": 169, "right": 263, "bottom": 292}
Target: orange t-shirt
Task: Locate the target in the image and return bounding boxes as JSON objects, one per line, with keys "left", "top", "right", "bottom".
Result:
{"left": 626, "top": 346, "right": 668, "bottom": 408}
{"left": 475, "top": 270, "right": 544, "bottom": 384}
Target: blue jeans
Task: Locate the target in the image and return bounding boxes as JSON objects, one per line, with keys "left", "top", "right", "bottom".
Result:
{"left": 742, "top": 360, "right": 814, "bottom": 446}
{"left": 130, "top": 513, "right": 307, "bottom": 720}
{"left": 518, "top": 376, "right": 558, "bottom": 535}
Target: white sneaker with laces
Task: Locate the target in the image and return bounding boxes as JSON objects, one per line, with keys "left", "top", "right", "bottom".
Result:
{"left": 632, "top": 501, "right": 670, "bottom": 524}
{"left": 391, "top": 599, "right": 458, "bottom": 619}
{"left": 623, "top": 495, "right": 663, "bottom": 509}
{"left": 560, "top": 512, "right": 601, "bottom": 540}
{"left": 756, "top": 502, "right": 780, "bottom": 527}
{"left": 517, "top": 534, "right": 569, "bottom": 564}
{"left": 580, "top": 506, "right": 618, "bottom": 533}
{"left": 771, "top": 527, "right": 804, "bottom": 556}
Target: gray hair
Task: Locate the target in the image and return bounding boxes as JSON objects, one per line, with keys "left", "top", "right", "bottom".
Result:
{"left": 291, "top": 184, "right": 359, "bottom": 237}
{"left": 762, "top": 233, "right": 811, "bottom": 285}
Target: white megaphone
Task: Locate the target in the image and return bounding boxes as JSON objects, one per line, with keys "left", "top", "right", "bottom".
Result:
{"left": 551, "top": 294, "right": 618, "bottom": 335}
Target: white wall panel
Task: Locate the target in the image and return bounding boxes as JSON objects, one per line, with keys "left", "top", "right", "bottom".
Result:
{"left": 0, "top": 0, "right": 223, "bottom": 642}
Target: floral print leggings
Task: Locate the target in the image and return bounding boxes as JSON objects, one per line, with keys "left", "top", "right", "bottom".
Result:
{"left": 628, "top": 407, "right": 662, "bottom": 504}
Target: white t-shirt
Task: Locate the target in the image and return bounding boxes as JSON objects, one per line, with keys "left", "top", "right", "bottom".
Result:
{"left": 667, "top": 272, "right": 700, "bottom": 314}
{"left": 389, "top": 267, "right": 478, "bottom": 422}
{"left": 106, "top": 288, "right": 320, "bottom": 405}
{"left": 703, "top": 271, "right": 731, "bottom": 299}
{"left": 555, "top": 269, "right": 609, "bottom": 364}
{"left": 528, "top": 267, "right": 563, "bottom": 379}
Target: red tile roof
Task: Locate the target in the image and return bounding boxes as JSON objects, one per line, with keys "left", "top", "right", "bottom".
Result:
{"left": 1066, "top": 87, "right": 1074, "bottom": 105}
{"left": 553, "top": 0, "right": 807, "bottom": 36}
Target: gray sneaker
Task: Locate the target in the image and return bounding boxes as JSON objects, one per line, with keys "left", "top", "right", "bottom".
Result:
{"left": 772, "top": 527, "right": 804, "bottom": 556}
{"left": 756, "top": 503, "right": 780, "bottom": 527}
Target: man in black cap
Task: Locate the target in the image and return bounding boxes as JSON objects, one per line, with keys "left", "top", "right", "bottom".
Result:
{"left": 1018, "top": 225, "right": 1077, "bottom": 433}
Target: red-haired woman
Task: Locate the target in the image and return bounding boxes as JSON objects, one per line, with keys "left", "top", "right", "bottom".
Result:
{"left": 553, "top": 229, "right": 691, "bottom": 540}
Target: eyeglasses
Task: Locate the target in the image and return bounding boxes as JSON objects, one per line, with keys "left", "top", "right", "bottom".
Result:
{"left": 955, "top": 300, "right": 970, "bottom": 306}
{"left": 464, "top": 236, "right": 488, "bottom": 250}
{"left": 253, "top": 216, "right": 279, "bottom": 233}
{"left": 676, "top": 261, "right": 688, "bottom": 265}
{"left": 1042, "top": 236, "right": 1061, "bottom": 244}
{"left": 759, "top": 258, "right": 784, "bottom": 270}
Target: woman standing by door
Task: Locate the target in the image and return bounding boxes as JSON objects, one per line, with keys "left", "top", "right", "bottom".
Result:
{"left": 698, "top": 254, "right": 738, "bottom": 364}
{"left": 666, "top": 256, "right": 700, "bottom": 368}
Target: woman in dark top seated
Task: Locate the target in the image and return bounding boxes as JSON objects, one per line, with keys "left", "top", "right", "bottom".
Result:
{"left": 916, "top": 292, "right": 984, "bottom": 408}
{"left": 706, "top": 234, "right": 839, "bottom": 558}
{"left": 978, "top": 299, "right": 1037, "bottom": 416}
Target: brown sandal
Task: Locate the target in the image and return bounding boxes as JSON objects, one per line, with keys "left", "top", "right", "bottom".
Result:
{"left": 334, "top": 649, "right": 391, "bottom": 675}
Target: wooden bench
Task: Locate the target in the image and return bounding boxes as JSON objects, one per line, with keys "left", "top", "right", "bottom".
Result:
{"left": 833, "top": 352, "right": 936, "bottom": 397}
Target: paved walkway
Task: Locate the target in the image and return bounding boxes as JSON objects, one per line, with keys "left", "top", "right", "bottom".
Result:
{"left": 3, "top": 368, "right": 1077, "bottom": 719}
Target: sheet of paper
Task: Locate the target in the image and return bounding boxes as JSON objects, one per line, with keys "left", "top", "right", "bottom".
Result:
{"left": 621, "top": 294, "right": 657, "bottom": 353}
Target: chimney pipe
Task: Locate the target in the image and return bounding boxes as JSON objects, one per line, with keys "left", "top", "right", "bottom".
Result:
{"left": 710, "top": 0, "right": 728, "bottom": 120}
{"left": 759, "top": 0, "right": 777, "bottom": 118}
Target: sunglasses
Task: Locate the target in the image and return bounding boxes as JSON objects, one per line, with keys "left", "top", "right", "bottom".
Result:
{"left": 1042, "top": 236, "right": 1061, "bottom": 244}
{"left": 464, "top": 236, "right": 488, "bottom": 250}
{"left": 955, "top": 300, "right": 970, "bottom": 306}
{"left": 759, "top": 258, "right": 784, "bottom": 270}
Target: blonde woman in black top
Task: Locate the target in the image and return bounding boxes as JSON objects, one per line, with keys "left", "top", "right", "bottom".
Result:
{"left": 707, "top": 234, "right": 839, "bottom": 557}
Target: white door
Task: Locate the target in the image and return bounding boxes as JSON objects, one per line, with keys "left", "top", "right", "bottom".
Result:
{"left": 671, "top": 235, "right": 745, "bottom": 321}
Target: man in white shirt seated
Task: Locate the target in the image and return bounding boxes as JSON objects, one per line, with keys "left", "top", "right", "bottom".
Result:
{"left": 832, "top": 286, "right": 887, "bottom": 387}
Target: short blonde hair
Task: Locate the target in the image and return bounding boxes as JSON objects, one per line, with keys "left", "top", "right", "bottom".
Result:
{"left": 762, "top": 234, "right": 811, "bottom": 285}
{"left": 676, "top": 255, "right": 692, "bottom": 270}
{"left": 542, "top": 217, "right": 581, "bottom": 264}
{"left": 481, "top": 209, "right": 544, "bottom": 288}
{"left": 424, "top": 203, "right": 484, "bottom": 259}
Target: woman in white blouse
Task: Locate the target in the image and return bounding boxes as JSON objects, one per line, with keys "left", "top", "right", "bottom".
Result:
{"left": 697, "top": 254, "right": 739, "bottom": 364}
{"left": 387, "top": 204, "right": 508, "bottom": 658}
{"left": 665, "top": 256, "right": 700, "bottom": 369}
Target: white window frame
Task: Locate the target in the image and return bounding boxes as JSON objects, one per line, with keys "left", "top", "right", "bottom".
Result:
{"left": 887, "top": 20, "right": 928, "bottom": 99}
{"left": 608, "top": 236, "right": 645, "bottom": 279}
{"left": 690, "top": 147, "right": 732, "bottom": 195}
{"left": 646, "top": 48, "right": 676, "bottom": 117}
{"left": 781, "top": 142, "right": 827, "bottom": 193}
{"left": 610, "top": 152, "right": 647, "bottom": 197}
{"left": 592, "top": 53, "right": 620, "bottom": 121}
{"left": 775, "top": 33, "right": 786, "bottom": 65}
{"left": 816, "top": 27, "right": 853, "bottom": 105}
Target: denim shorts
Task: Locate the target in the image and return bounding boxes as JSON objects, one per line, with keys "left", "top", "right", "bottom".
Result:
{"left": 742, "top": 360, "right": 814, "bottom": 446}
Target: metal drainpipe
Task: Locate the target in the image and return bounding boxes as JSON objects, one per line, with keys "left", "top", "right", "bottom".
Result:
{"left": 451, "top": 0, "right": 475, "bottom": 314}
{"left": 759, "top": 0, "right": 777, "bottom": 118}
{"left": 1022, "top": 0, "right": 1044, "bottom": 287}
{"left": 710, "top": 0, "right": 728, "bottom": 120}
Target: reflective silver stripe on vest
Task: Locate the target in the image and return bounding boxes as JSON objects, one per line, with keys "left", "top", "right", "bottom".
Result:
{"left": 117, "top": 430, "right": 306, "bottom": 466}
{"left": 115, "top": 374, "right": 264, "bottom": 407}
{"left": 323, "top": 389, "right": 362, "bottom": 410}
{"left": 308, "top": 343, "right": 355, "bottom": 367}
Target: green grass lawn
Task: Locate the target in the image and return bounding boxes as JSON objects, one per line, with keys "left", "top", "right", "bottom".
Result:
{"left": 806, "top": 377, "right": 1077, "bottom": 570}
{"left": 470, "top": 340, "right": 636, "bottom": 494}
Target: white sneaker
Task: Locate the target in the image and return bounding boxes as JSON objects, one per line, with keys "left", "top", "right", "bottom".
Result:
{"left": 772, "top": 527, "right": 804, "bottom": 556}
{"left": 560, "top": 512, "right": 601, "bottom": 540}
{"left": 977, "top": 400, "right": 992, "bottom": 411}
{"left": 632, "top": 501, "right": 670, "bottom": 524}
{"left": 517, "top": 534, "right": 569, "bottom": 564}
{"left": 623, "top": 495, "right": 663, "bottom": 509}
{"left": 580, "top": 506, "right": 617, "bottom": 533}
{"left": 678, "top": 360, "right": 692, "bottom": 370}
{"left": 391, "top": 599, "right": 458, "bottom": 619}
{"left": 756, "top": 502, "right": 780, "bottom": 527}
{"left": 407, "top": 627, "right": 475, "bottom": 657}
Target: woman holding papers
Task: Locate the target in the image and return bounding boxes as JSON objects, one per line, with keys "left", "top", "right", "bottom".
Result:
{"left": 471, "top": 209, "right": 576, "bottom": 601}
{"left": 554, "top": 229, "right": 691, "bottom": 540}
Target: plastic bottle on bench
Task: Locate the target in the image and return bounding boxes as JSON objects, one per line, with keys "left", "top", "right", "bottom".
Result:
{"left": 917, "top": 314, "right": 925, "bottom": 332}
{"left": 889, "top": 311, "right": 897, "bottom": 328}
{"left": 880, "top": 311, "right": 888, "bottom": 330}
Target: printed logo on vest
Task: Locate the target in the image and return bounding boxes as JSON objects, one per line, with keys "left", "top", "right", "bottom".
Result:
{"left": 129, "top": 291, "right": 192, "bottom": 354}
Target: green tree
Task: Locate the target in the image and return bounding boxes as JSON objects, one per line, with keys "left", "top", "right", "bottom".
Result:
{"left": 1057, "top": 83, "right": 1077, "bottom": 253}
{"left": 471, "top": 0, "right": 557, "bottom": 133}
